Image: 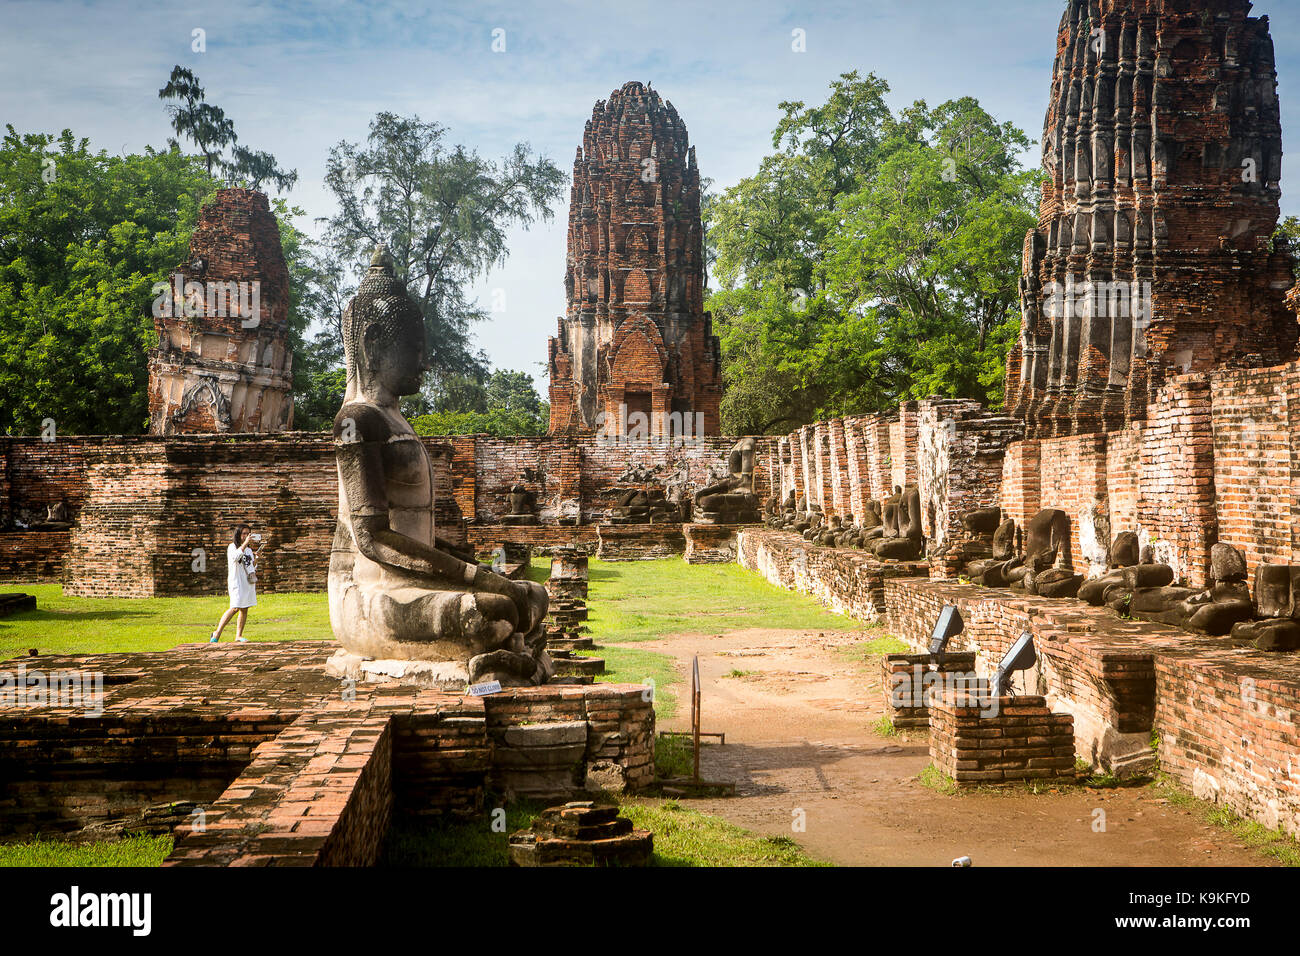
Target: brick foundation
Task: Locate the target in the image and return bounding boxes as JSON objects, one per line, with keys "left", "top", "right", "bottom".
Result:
{"left": 0, "top": 640, "right": 654, "bottom": 866}
{"left": 596, "top": 522, "right": 686, "bottom": 560}
{"left": 683, "top": 523, "right": 747, "bottom": 564}
{"left": 881, "top": 652, "right": 979, "bottom": 729}
{"left": 929, "top": 694, "right": 1077, "bottom": 787}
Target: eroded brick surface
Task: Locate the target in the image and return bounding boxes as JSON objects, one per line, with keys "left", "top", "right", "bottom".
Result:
{"left": 0, "top": 641, "right": 654, "bottom": 866}
{"left": 147, "top": 189, "right": 294, "bottom": 436}
{"left": 548, "top": 82, "right": 722, "bottom": 437}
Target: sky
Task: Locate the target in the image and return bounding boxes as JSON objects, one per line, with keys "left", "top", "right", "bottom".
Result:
{"left": 3, "top": 0, "right": 1299, "bottom": 396}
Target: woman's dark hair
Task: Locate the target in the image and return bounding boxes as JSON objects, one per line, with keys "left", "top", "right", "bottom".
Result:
{"left": 232, "top": 523, "right": 252, "bottom": 546}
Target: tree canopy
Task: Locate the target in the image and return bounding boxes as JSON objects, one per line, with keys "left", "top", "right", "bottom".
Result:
{"left": 706, "top": 72, "right": 1041, "bottom": 434}
{"left": 318, "top": 112, "right": 565, "bottom": 409}
{"left": 0, "top": 126, "right": 215, "bottom": 434}
{"left": 158, "top": 66, "right": 297, "bottom": 193}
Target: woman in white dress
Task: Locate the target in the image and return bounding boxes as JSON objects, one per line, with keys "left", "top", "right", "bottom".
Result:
{"left": 209, "top": 524, "right": 267, "bottom": 643}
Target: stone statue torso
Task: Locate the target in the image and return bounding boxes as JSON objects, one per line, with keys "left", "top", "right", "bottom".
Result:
{"left": 337, "top": 402, "right": 436, "bottom": 588}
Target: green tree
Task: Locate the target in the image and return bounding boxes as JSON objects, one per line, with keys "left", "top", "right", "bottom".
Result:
{"left": 430, "top": 372, "right": 489, "bottom": 414}
{"left": 484, "top": 369, "right": 542, "bottom": 417}
{"left": 705, "top": 75, "right": 1040, "bottom": 433}
{"left": 159, "top": 66, "right": 297, "bottom": 193}
{"left": 817, "top": 97, "right": 1040, "bottom": 406}
{"left": 412, "top": 406, "right": 548, "bottom": 438}
{"left": 418, "top": 368, "right": 547, "bottom": 436}
{"left": 1276, "top": 215, "right": 1300, "bottom": 280}
{"left": 0, "top": 126, "right": 215, "bottom": 434}
{"left": 319, "top": 112, "right": 566, "bottom": 397}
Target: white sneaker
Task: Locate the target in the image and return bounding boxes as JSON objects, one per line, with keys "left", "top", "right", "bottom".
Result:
{"left": 236, "top": 637, "right": 248, "bottom": 643}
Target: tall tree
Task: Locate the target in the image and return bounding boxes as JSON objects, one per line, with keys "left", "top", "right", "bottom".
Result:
{"left": 0, "top": 126, "right": 215, "bottom": 434}
{"left": 1277, "top": 215, "right": 1300, "bottom": 280}
{"left": 158, "top": 66, "right": 296, "bottom": 193}
{"left": 319, "top": 112, "right": 565, "bottom": 398}
{"left": 705, "top": 75, "right": 1040, "bottom": 433}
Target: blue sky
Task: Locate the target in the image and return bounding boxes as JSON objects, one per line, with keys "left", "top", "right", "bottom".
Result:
{"left": 3, "top": 0, "right": 1299, "bottom": 394}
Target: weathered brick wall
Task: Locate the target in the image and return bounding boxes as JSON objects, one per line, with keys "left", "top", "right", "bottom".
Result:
{"left": 998, "top": 439, "right": 1040, "bottom": 531}
{"left": 7, "top": 432, "right": 775, "bottom": 594}
{"left": 1155, "top": 656, "right": 1300, "bottom": 836}
{"left": 597, "top": 523, "right": 687, "bottom": 560}
{"left": 1210, "top": 362, "right": 1298, "bottom": 576}
{"left": 0, "top": 709, "right": 289, "bottom": 836}
{"left": 916, "top": 400, "right": 1021, "bottom": 549}
{"left": 890, "top": 403, "right": 919, "bottom": 492}
{"left": 1137, "top": 374, "right": 1217, "bottom": 586}
{"left": 0, "top": 531, "right": 70, "bottom": 581}
{"left": 64, "top": 435, "right": 349, "bottom": 597}
{"left": 737, "top": 529, "right": 928, "bottom": 622}
{"left": 996, "top": 374, "right": 1219, "bottom": 583}
{"left": 862, "top": 415, "right": 894, "bottom": 501}
{"left": 683, "top": 523, "right": 742, "bottom": 564}
{"left": 1036, "top": 433, "right": 1110, "bottom": 571}
{"left": 1105, "top": 426, "right": 1142, "bottom": 537}
{"left": 0, "top": 437, "right": 95, "bottom": 528}
{"left": 884, "top": 576, "right": 1300, "bottom": 834}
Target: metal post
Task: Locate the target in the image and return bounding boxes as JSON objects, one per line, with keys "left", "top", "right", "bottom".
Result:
{"left": 692, "top": 655, "right": 701, "bottom": 783}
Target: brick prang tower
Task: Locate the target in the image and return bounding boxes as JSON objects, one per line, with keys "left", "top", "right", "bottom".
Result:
{"left": 547, "top": 81, "right": 723, "bottom": 437}
{"left": 147, "top": 188, "right": 294, "bottom": 435}
{"left": 1006, "top": 0, "right": 1297, "bottom": 438}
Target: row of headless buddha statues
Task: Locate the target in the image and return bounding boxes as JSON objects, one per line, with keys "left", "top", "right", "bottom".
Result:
{"left": 607, "top": 438, "right": 762, "bottom": 525}
{"left": 956, "top": 506, "right": 1298, "bottom": 651}
{"left": 763, "top": 485, "right": 926, "bottom": 561}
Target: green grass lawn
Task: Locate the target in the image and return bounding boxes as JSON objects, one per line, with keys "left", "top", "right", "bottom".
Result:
{"left": 0, "top": 583, "right": 330, "bottom": 661}
{"left": 382, "top": 796, "right": 828, "bottom": 867}
{"left": 527, "top": 555, "right": 862, "bottom": 721}
{"left": 582, "top": 558, "right": 860, "bottom": 644}
{"left": 0, "top": 834, "right": 173, "bottom": 867}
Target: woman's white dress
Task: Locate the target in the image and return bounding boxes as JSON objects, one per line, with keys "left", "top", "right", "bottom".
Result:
{"left": 227, "top": 543, "right": 258, "bottom": 609}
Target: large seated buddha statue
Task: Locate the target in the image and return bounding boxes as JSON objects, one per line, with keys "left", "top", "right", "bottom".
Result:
{"left": 327, "top": 246, "right": 552, "bottom": 687}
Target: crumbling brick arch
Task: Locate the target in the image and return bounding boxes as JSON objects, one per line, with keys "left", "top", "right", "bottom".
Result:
{"left": 610, "top": 315, "right": 667, "bottom": 388}
{"left": 623, "top": 268, "right": 652, "bottom": 304}
{"left": 171, "top": 376, "right": 231, "bottom": 434}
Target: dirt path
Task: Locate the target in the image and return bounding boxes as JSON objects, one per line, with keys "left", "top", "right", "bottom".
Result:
{"left": 642, "top": 627, "right": 1273, "bottom": 867}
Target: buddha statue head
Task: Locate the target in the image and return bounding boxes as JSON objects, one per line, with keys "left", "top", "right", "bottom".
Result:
{"left": 342, "top": 245, "right": 429, "bottom": 403}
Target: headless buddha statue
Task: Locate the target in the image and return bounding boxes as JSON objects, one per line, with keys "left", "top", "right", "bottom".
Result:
{"left": 693, "top": 438, "right": 761, "bottom": 524}
{"left": 328, "top": 246, "right": 551, "bottom": 686}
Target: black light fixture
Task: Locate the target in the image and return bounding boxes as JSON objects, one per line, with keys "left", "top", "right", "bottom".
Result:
{"left": 990, "top": 630, "right": 1037, "bottom": 697}
{"left": 928, "top": 605, "right": 964, "bottom": 669}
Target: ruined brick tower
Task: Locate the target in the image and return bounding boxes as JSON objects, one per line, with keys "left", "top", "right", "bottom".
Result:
{"left": 147, "top": 188, "right": 294, "bottom": 435}
{"left": 1006, "top": 0, "right": 1297, "bottom": 438}
{"left": 547, "top": 81, "right": 723, "bottom": 438}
